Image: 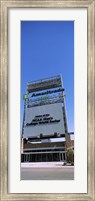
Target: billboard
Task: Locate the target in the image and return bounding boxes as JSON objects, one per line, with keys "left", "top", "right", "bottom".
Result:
{"left": 24, "top": 102, "right": 65, "bottom": 138}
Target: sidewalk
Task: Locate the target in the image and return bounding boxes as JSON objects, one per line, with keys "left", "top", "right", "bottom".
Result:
{"left": 21, "top": 162, "right": 73, "bottom": 168}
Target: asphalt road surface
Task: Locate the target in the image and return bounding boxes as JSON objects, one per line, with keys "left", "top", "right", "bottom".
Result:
{"left": 21, "top": 167, "right": 74, "bottom": 180}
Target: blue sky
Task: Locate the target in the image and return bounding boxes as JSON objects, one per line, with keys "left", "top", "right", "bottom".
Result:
{"left": 21, "top": 21, "right": 74, "bottom": 132}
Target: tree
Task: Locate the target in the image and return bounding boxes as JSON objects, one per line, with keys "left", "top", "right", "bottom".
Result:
{"left": 67, "top": 148, "right": 74, "bottom": 164}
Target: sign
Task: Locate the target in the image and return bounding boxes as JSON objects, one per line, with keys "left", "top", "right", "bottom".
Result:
{"left": 24, "top": 102, "right": 65, "bottom": 138}
{"left": 23, "top": 94, "right": 29, "bottom": 100}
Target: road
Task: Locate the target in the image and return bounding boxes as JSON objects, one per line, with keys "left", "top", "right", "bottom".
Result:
{"left": 21, "top": 166, "right": 74, "bottom": 180}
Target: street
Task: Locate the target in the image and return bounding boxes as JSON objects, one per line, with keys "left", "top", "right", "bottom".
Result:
{"left": 21, "top": 165, "right": 74, "bottom": 180}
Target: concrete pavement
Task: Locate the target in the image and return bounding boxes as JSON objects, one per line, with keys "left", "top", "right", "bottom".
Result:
{"left": 21, "top": 161, "right": 72, "bottom": 168}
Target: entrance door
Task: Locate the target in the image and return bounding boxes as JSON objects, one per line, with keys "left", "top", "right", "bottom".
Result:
{"left": 59, "top": 152, "right": 64, "bottom": 161}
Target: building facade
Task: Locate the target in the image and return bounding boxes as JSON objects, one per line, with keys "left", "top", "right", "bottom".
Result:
{"left": 21, "top": 75, "right": 74, "bottom": 162}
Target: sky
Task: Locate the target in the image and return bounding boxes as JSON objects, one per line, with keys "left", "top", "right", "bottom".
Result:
{"left": 21, "top": 21, "right": 74, "bottom": 133}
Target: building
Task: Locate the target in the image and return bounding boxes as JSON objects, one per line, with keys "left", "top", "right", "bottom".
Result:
{"left": 21, "top": 75, "right": 74, "bottom": 162}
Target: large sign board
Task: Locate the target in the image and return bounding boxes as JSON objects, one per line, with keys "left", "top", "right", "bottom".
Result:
{"left": 24, "top": 102, "right": 65, "bottom": 138}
